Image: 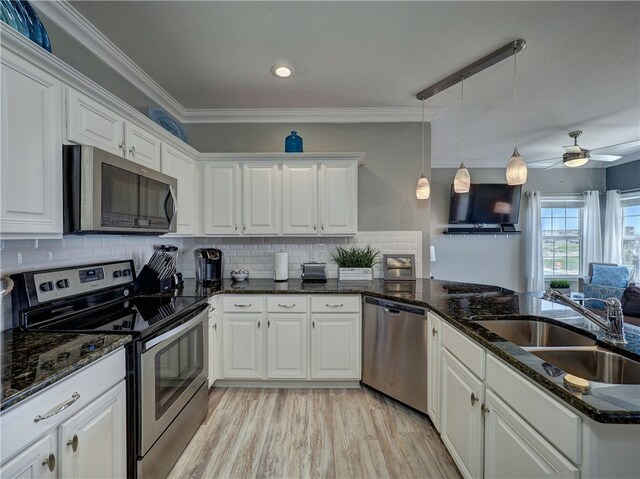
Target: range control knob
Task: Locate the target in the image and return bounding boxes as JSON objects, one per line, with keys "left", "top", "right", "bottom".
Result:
{"left": 39, "top": 281, "right": 54, "bottom": 292}
{"left": 122, "top": 269, "right": 131, "bottom": 277}
{"left": 56, "top": 279, "right": 70, "bottom": 289}
{"left": 113, "top": 270, "right": 123, "bottom": 278}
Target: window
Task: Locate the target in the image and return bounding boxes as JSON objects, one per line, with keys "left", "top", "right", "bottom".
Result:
{"left": 621, "top": 194, "right": 640, "bottom": 275}
{"left": 541, "top": 197, "right": 583, "bottom": 277}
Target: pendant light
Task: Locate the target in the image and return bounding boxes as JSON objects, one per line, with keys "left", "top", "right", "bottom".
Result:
{"left": 506, "top": 47, "right": 527, "bottom": 185}
{"left": 453, "top": 76, "right": 471, "bottom": 193}
{"left": 415, "top": 99, "right": 430, "bottom": 199}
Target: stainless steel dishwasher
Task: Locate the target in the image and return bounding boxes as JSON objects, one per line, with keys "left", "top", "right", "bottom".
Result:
{"left": 362, "top": 296, "right": 428, "bottom": 413}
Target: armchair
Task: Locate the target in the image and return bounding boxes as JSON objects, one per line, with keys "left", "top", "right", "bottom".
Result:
{"left": 580, "top": 262, "right": 636, "bottom": 310}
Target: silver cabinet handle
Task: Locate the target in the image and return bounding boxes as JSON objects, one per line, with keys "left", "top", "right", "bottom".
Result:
{"left": 129, "top": 145, "right": 136, "bottom": 156}
{"left": 432, "top": 327, "right": 438, "bottom": 336}
{"left": 277, "top": 303, "right": 295, "bottom": 308}
{"left": 66, "top": 434, "right": 79, "bottom": 452}
{"left": 470, "top": 393, "right": 478, "bottom": 406}
{"left": 326, "top": 303, "right": 344, "bottom": 308}
{"left": 42, "top": 453, "right": 56, "bottom": 472}
{"left": 234, "top": 303, "right": 251, "bottom": 308}
{"left": 34, "top": 392, "right": 80, "bottom": 422}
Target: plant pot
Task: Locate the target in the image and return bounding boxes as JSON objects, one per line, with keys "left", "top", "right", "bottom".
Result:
{"left": 553, "top": 288, "right": 571, "bottom": 295}
{"left": 338, "top": 267, "right": 374, "bottom": 281}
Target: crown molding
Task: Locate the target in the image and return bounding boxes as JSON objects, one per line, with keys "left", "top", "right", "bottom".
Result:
{"left": 183, "top": 107, "right": 440, "bottom": 124}
{"left": 33, "top": 2, "right": 441, "bottom": 125}
{"left": 34, "top": 0, "right": 187, "bottom": 121}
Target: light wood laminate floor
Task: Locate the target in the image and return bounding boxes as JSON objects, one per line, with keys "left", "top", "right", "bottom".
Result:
{"left": 169, "top": 387, "right": 461, "bottom": 479}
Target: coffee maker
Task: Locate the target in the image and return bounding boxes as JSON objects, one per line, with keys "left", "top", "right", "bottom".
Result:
{"left": 194, "top": 248, "right": 223, "bottom": 284}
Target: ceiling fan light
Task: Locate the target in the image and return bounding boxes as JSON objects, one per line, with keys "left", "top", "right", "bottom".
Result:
{"left": 453, "top": 162, "right": 471, "bottom": 193}
{"left": 506, "top": 148, "right": 527, "bottom": 185}
{"left": 416, "top": 175, "right": 430, "bottom": 199}
{"left": 563, "top": 152, "right": 589, "bottom": 167}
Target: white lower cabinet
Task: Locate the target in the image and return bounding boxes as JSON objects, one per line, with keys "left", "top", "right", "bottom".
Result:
{"left": 310, "top": 313, "right": 360, "bottom": 379}
{"left": 484, "top": 389, "right": 578, "bottom": 479}
{"left": 440, "top": 348, "right": 484, "bottom": 479}
{"left": 58, "top": 383, "right": 126, "bottom": 479}
{"left": 427, "top": 312, "right": 442, "bottom": 431}
{"left": 267, "top": 313, "right": 307, "bottom": 379}
{"left": 0, "top": 350, "right": 126, "bottom": 479}
{"left": 222, "top": 313, "right": 263, "bottom": 379}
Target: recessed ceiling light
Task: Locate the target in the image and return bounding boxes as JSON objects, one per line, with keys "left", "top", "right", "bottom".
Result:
{"left": 272, "top": 65, "right": 294, "bottom": 78}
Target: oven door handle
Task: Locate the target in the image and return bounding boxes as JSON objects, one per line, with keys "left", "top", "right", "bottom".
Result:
{"left": 143, "top": 305, "right": 207, "bottom": 352}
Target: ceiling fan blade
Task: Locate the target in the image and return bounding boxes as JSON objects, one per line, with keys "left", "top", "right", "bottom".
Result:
{"left": 563, "top": 145, "right": 582, "bottom": 154}
{"left": 590, "top": 139, "right": 640, "bottom": 156}
{"left": 526, "top": 156, "right": 562, "bottom": 164}
{"left": 543, "top": 161, "right": 564, "bottom": 172}
{"left": 588, "top": 154, "right": 622, "bottom": 162}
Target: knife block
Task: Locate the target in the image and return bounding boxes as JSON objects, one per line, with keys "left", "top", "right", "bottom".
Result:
{"left": 133, "top": 265, "right": 174, "bottom": 294}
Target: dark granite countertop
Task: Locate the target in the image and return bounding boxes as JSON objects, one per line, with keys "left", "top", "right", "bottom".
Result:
{"left": 1, "top": 330, "right": 131, "bottom": 412}
{"left": 170, "top": 278, "right": 640, "bottom": 423}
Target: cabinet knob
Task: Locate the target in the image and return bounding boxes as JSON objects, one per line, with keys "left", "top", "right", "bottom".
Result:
{"left": 129, "top": 145, "right": 136, "bottom": 156}
{"left": 432, "top": 327, "right": 438, "bottom": 336}
{"left": 321, "top": 224, "right": 325, "bottom": 231}
{"left": 481, "top": 404, "right": 490, "bottom": 415}
{"left": 312, "top": 321, "right": 315, "bottom": 329}
{"left": 258, "top": 321, "right": 261, "bottom": 329}
{"left": 314, "top": 224, "right": 317, "bottom": 231}
{"left": 470, "top": 393, "right": 478, "bottom": 406}
{"left": 213, "top": 323, "right": 217, "bottom": 331}
{"left": 235, "top": 224, "right": 238, "bottom": 231}
{"left": 118, "top": 141, "right": 126, "bottom": 155}
{"left": 267, "top": 320, "right": 271, "bottom": 328}
{"left": 66, "top": 434, "right": 79, "bottom": 452}
{"left": 42, "top": 453, "right": 56, "bottom": 471}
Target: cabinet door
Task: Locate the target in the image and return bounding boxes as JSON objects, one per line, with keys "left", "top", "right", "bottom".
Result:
{"left": 222, "top": 314, "right": 263, "bottom": 379}
{"left": 203, "top": 163, "right": 241, "bottom": 235}
{"left": 59, "top": 382, "right": 126, "bottom": 479}
{"left": 440, "top": 348, "right": 484, "bottom": 479}
{"left": 243, "top": 163, "right": 280, "bottom": 235}
{"left": 267, "top": 313, "right": 308, "bottom": 379}
{"left": 311, "top": 313, "right": 360, "bottom": 379}
{"left": 427, "top": 313, "right": 442, "bottom": 431}
{"left": 282, "top": 163, "right": 318, "bottom": 235}
{"left": 0, "top": 433, "right": 56, "bottom": 479}
{"left": 319, "top": 161, "right": 357, "bottom": 235}
{"left": 161, "top": 144, "right": 196, "bottom": 234}
{"left": 208, "top": 299, "right": 220, "bottom": 388}
{"left": 484, "top": 389, "right": 578, "bottom": 478}
{"left": 125, "top": 123, "right": 161, "bottom": 169}
{"left": 67, "top": 88, "right": 124, "bottom": 157}
{"left": 1, "top": 51, "right": 62, "bottom": 235}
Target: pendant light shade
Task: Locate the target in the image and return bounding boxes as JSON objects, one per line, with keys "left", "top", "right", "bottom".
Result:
{"left": 506, "top": 148, "right": 527, "bottom": 184}
{"left": 415, "top": 99, "right": 430, "bottom": 199}
{"left": 453, "top": 162, "right": 471, "bottom": 193}
{"left": 506, "top": 48, "right": 527, "bottom": 185}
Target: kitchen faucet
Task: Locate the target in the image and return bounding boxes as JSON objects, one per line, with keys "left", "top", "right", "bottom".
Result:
{"left": 542, "top": 288, "right": 626, "bottom": 346}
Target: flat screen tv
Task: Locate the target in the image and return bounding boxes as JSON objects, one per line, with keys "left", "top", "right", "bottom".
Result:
{"left": 449, "top": 183, "right": 522, "bottom": 225}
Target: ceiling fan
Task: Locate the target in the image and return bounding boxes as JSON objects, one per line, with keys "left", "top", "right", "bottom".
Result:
{"left": 527, "top": 131, "right": 634, "bottom": 170}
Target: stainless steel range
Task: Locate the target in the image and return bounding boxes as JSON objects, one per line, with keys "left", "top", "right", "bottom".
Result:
{"left": 11, "top": 260, "right": 209, "bottom": 478}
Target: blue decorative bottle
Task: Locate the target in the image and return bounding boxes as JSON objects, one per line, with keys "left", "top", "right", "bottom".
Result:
{"left": 285, "top": 131, "right": 303, "bottom": 153}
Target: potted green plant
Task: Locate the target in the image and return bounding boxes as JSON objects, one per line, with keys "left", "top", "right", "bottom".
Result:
{"left": 330, "top": 245, "right": 380, "bottom": 281}
{"left": 549, "top": 279, "right": 571, "bottom": 294}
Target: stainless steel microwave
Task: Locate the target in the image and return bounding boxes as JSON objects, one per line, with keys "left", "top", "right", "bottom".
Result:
{"left": 63, "top": 145, "right": 178, "bottom": 234}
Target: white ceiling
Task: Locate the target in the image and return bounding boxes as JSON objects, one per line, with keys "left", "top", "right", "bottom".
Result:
{"left": 67, "top": 1, "right": 640, "bottom": 168}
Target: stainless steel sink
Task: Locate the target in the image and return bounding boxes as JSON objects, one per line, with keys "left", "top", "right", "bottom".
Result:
{"left": 529, "top": 348, "right": 640, "bottom": 385}
{"left": 474, "top": 319, "right": 596, "bottom": 347}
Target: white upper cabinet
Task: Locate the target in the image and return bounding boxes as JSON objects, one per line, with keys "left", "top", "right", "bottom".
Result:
{"left": 161, "top": 144, "right": 196, "bottom": 234}
{"left": 202, "top": 162, "right": 241, "bottom": 235}
{"left": 320, "top": 161, "right": 358, "bottom": 235}
{"left": 125, "top": 122, "right": 161, "bottom": 169}
{"left": 67, "top": 88, "right": 125, "bottom": 157}
{"left": 1, "top": 47, "right": 63, "bottom": 237}
{"left": 282, "top": 162, "right": 318, "bottom": 235}
{"left": 242, "top": 162, "right": 280, "bottom": 235}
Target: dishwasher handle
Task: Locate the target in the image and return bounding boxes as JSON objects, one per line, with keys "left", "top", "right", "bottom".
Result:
{"left": 364, "top": 296, "right": 427, "bottom": 316}
{"left": 383, "top": 307, "right": 402, "bottom": 316}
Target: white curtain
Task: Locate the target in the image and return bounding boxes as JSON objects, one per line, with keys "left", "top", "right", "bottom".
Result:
{"left": 582, "top": 190, "right": 603, "bottom": 274}
{"left": 603, "top": 190, "right": 622, "bottom": 264}
{"left": 525, "top": 191, "right": 544, "bottom": 292}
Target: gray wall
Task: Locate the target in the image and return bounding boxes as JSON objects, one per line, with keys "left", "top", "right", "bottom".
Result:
{"left": 430, "top": 167, "right": 606, "bottom": 292}
{"left": 189, "top": 123, "right": 431, "bottom": 271}
{"left": 39, "top": 15, "right": 160, "bottom": 114}
{"left": 606, "top": 159, "right": 640, "bottom": 191}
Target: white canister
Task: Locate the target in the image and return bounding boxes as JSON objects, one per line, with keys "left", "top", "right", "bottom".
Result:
{"left": 274, "top": 251, "right": 289, "bottom": 282}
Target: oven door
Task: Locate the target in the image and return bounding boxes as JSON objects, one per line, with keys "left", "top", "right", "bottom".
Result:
{"left": 139, "top": 306, "right": 208, "bottom": 455}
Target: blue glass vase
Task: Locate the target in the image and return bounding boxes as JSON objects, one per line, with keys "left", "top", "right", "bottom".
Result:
{"left": 285, "top": 131, "right": 303, "bottom": 153}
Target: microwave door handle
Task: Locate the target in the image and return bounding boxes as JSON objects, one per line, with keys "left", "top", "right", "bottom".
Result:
{"left": 164, "top": 184, "right": 178, "bottom": 230}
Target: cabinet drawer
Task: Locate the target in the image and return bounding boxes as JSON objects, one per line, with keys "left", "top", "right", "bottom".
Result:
{"left": 0, "top": 349, "right": 125, "bottom": 463}
{"left": 486, "top": 354, "right": 582, "bottom": 464}
{"left": 223, "top": 295, "right": 264, "bottom": 313}
{"left": 441, "top": 321, "right": 485, "bottom": 379}
{"left": 267, "top": 295, "right": 308, "bottom": 313}
{"left": 311, "top": 295, "right": 360, "bottom": 313}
